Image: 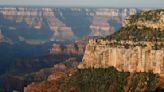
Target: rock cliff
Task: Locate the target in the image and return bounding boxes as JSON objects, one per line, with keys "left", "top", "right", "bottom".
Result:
{"left": 78, "top": 9, "right": 164, "bottom": 76}
{"left": 78, "top": 40, "right": 164, "bottom": 75}
{"left": 50, "top": 39, "right": 86, "bottom": 55}
{"left": 89, "top": 8, "right": 138, "bottom": 36}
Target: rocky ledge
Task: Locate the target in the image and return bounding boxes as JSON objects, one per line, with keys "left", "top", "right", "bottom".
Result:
{"left": 78, "top": 9, "right": 164, "bottom": 76}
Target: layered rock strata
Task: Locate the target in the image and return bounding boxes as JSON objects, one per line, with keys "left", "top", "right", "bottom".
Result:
{"left": 78, "top": 39, "right": 164, "bottom": 76}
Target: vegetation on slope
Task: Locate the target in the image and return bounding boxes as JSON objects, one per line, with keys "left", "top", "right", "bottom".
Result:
{"left": 104, "top": 10, "right": 164, "bottom": 50}
{"left": 107, "top": 26, "right": 164, "bottom": 42}
{"left": 128, "top": 9, "right": 164, "bottom": 23}
{"left": 25, "top": 67, "right": 162, "bottom": 92}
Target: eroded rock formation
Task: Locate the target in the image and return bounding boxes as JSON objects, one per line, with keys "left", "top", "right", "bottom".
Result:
{"left": 78, "top": 10, "right": 164, "bottom": 76}
{"left": 78, "top": 39, "right": 164, "bottom": 76}
{"left": 50, "top": 40, "right": 86, "bottom": 55}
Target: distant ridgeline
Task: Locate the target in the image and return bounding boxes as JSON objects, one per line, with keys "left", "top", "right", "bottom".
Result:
{"left": 78, "top": 9, "right": 164, "bottom": 76}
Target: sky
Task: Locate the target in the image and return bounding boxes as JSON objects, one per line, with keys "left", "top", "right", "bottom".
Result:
{"left": 0, "top": 0, "right": 164, "bottom": 8}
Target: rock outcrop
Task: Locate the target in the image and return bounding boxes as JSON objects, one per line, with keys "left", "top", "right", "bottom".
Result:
{"left": 50, "top": 40, "right": 87, "bottom": 55}
{"left": 78, "top": 10, "right": 164, "bottom": 76}
{"left": 123, "top": 9, "right": 164, "bottom": 30}
{"left": 78, "top": 39, "right": 164, "bottom": 75}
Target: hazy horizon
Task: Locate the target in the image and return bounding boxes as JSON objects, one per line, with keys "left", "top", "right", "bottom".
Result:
{"left": 0, "top": 0, "right": 164, "bottom": 8}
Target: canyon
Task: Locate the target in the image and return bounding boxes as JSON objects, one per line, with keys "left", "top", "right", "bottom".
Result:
{"left": 0, "top": 7, "right": 140, "bottom": 44}
{"left": 0, "top": 7, "right": 159, "bottom": 92}
{"left": 24, "top": 9, "right": 164, "bottom": 92}
{"left": 0, "top": 7, "right": 141, "bottom": 77}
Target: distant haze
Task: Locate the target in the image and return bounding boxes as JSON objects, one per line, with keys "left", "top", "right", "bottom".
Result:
{"left": 0, "top": 0, "right": 164, "bottom": 8}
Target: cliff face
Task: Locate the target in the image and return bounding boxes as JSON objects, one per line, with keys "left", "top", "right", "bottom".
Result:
{"left": 78, "top": 10, "right": 164, "bottom": 76}
{"left": 78, "top": 40, "right": 164, "bottom": 75}
{"left": 89, "top": 8, "right": 138, "bottom": 36}
{"left": 50, "top": 40, "right": 86, "bottom": 55}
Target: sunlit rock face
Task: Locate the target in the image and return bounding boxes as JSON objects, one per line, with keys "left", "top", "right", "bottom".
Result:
{"left": 78, "top": 9, "right": 164, "bottom": 76}
{"left": 78, "top": 40, "right": 164, "bottom": 75}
